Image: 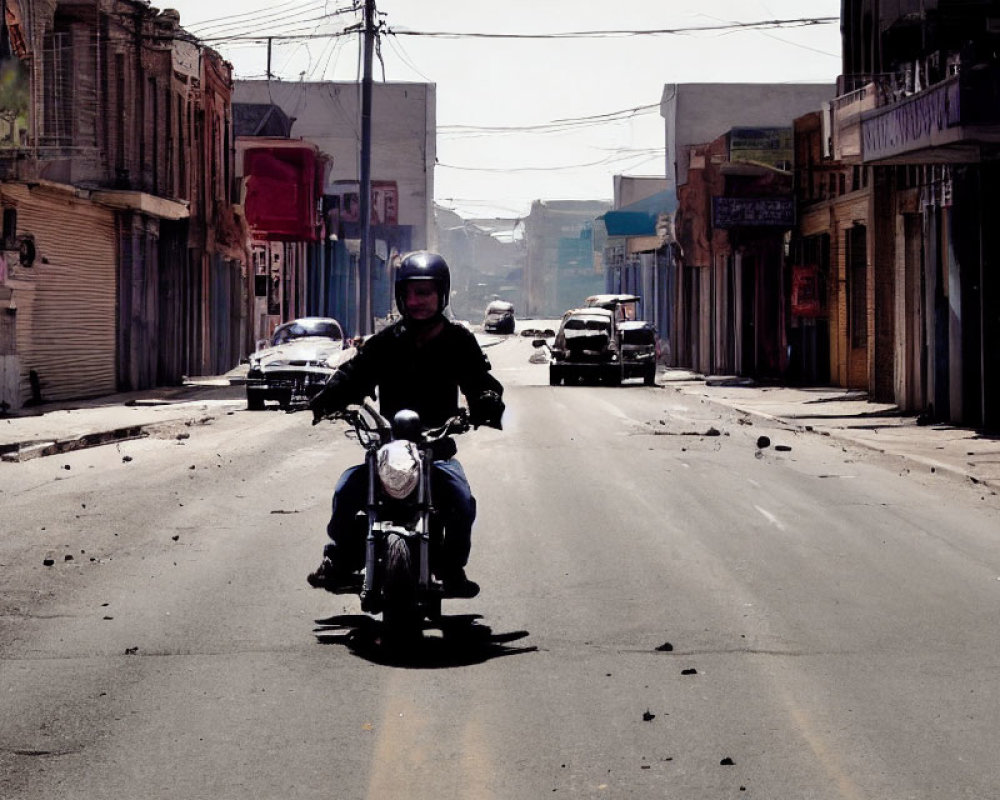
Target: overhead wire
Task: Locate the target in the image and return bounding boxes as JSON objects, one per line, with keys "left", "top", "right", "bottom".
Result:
{"left": 188, "top": 2, "right": 359, "bottom": 40}
{"left": 387, "top": 17, "right": 839, "bottom": 40}
{"left": 192, "top": 16, "right": 839, "bottom": 44}
{"left": 183, "top": 0, "right": 325, "bottom": 32}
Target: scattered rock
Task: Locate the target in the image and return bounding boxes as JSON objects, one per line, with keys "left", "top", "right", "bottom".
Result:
{"left": 681, "top": 668, "right": 697, "bottom": 675}
{"left": 775, "top": 444, "right": 792, "bottom": 452}
{"left": 122, "top": 455, "right": 133, "bottom": 463}
{"left": 171, "top": 535, "right": 180, "bottom": 542}
{"left": 124, "top": 646, "right": 139, "bottom": 655}
{"left": 720, "top": 757, "right": 735, "bottom": 766}
{"left": 756, "top": 436, "right": 771, "bottom": 449}
{"left": 63, "top": 465, "right": 71, "bottom": 470}
{"left": 642, "top": 709, "right": 656, "bottom": 722}
{"left": 64, "top": 554, "right": 73, "bottom": 562}
{"left": 704, "top": 427, "right": 721, "bottom": 437}
{"left": 43, "top": 558, "right": 55, "bottom": 567}
{"left": 656, "top": 642, "right": 674, "bottom": 652}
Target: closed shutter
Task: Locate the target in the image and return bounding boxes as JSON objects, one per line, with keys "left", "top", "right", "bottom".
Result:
{"left": 9, "top": 186, "right": 117, "bottom": 404}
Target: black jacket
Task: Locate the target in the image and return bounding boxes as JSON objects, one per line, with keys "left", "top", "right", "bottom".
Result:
{"left": 313, "top": 318, "right": 504, "bottom": 428}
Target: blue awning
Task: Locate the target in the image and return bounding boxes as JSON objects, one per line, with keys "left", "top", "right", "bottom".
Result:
{"left": 601, "top": 189, "right": 677, "bottom": 236}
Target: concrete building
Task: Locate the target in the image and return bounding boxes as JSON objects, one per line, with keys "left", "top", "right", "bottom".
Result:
{"left": 233, "top": 80, "right": 435, "bottom": 253}
{"left": 661, "top": 83, "right": 836, "bottom": 190}
{"left": 522, "top": 200, "right": 611, "bottom": 318}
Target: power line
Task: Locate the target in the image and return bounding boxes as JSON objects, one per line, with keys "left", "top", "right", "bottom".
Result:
{"left": 438, "top": 150, "right": 661, "bottom": 173}
{"left": 192, "top": 16, "right": 838, "bottom": 44}
{"left": 440, "top": 104, "right": 660, "bottom": 136}
{"left": 388, "top": 17, "right": 839, "bottom": 40}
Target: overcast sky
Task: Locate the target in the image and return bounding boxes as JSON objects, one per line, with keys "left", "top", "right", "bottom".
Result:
{"left": 165, "top": 0, "right": 842, "bottom": 219}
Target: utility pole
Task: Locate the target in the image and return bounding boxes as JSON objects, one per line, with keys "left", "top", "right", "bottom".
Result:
{"left": 357, "top": 0, "right": 376, "bottom": 335}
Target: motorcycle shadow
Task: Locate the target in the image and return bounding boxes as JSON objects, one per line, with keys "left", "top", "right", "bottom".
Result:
{"left": 313, "top": 613, "right": 536, "bottom": 668}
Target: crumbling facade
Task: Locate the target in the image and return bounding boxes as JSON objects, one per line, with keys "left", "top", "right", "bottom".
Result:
{"left": 0, "top": 0, "right": 246, "bottom": 410}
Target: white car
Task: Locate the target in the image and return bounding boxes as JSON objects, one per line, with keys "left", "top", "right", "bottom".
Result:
{"left": 245, "top": 317, "right": 355, "bottom": 410}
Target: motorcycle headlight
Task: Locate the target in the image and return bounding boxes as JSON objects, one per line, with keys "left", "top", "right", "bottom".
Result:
{"left": 377, "top": 440, "right": 421, "bottom": 499}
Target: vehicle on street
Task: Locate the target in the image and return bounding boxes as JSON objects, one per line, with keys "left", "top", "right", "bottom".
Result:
{"left": 483, "top": 300, "right": 516, "bottom": 334}
{"left": 316, "top": 400, "right": 474, "bottom": 645}
{"left": 585, "top": 293, "right": 641, "bottom": 320}
{"left": 245, "top": 317, "right": 354, "bottom": 410}
{"left": 538, "top": 304, "right": 657, "bottom": 386}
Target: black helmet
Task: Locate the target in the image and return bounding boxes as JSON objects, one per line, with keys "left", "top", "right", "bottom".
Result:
{"left": 394, "top": 250, "right": 451, "bottom": 314}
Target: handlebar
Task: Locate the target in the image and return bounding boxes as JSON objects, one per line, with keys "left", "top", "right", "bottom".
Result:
{"left": 319, "top": 401, "right": 469, "bottom": 449}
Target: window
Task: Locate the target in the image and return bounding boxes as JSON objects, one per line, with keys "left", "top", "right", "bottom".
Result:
{"left": 2, "top": 208, "right": 16, "bottom": 248}
{"left": 41, "top": 31, "right": 72, "bottom": 147}
{"left": 846, "top": 225, "right": 868, "bottom": 349}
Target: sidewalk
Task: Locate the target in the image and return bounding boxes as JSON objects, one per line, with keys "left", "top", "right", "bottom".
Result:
{"left": 2, "top": 368, "right": 999, "bottom": 494}
{"left": 661, "top": 369, "right": 1000, "bottom": 493}
{"left": 0, "top": 374, "right": 247, "bottom": 462}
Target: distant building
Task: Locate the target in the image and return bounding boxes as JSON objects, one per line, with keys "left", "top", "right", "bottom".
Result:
{"left": 522, "top": 200, "right": 611, "bottom": 318}
{"left": 597, "top": 176, "right": 676, "bottom": 359}
{"left": 435, "top": 206, "right": 524, "bottom": 323}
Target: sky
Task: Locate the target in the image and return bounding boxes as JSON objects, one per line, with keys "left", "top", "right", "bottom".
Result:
{"left": 165, "top": 0, "right": 843, "bottom": 219}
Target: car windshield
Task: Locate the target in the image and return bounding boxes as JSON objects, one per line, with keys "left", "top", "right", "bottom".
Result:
{"left": 272, "top": 320, "right": 342, "bottom": 345}
{"left": 564, "top": 316, "right": 610, "bottom": 332}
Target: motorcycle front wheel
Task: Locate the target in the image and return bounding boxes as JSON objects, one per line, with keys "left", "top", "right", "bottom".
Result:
{"left": 382, "top": 534, "right": 420, "bottom": 642}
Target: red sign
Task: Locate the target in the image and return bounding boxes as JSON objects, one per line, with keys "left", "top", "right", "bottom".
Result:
{"left": 244, "top": 146, "right": 320, "bottom": 242}
{"left": 791, "top": 265, "right": 824, "bottom": 317}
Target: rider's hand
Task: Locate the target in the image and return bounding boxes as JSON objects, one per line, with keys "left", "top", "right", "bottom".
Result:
{"left": 309, "top": 382, "right": 346, "bottom": 425}
{"left": 470, "top": 390, "right": 504, "bottom": 430}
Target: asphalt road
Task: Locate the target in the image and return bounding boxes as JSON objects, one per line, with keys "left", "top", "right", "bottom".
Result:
{"left": 2, "top": 332, "right": 1000, "bottom": 798}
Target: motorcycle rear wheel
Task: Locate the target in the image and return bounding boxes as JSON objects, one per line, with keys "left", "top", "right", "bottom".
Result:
{"left": 382, "top": 534, "right": 420, "bottom": 641}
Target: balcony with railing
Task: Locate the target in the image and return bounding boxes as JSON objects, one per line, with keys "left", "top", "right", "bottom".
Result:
{"left": 858, "top": 62, "right": 1000, "bottom": 164}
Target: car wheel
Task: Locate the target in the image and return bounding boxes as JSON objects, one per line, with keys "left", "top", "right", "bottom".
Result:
{"left": 603, "top": 368, "right": 621, "bottom": 387}
{"left": 643, "top": 365, "right": 657, "bottom": 386}
{"left": 246, "top": 388, "right": 266, "bottom": 411}
{"left": 549, "top": 366, "right": 561, "bottom": 386}
{"left": 277, "top": 390, "right": 293, "bottom": 410}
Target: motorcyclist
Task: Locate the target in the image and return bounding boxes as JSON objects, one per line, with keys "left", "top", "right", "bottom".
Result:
{"left": 306, "top": 251, "right": 505, "bottom": 598}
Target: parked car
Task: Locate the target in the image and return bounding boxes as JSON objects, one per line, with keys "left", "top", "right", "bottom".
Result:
{"left": 483, "top": 300, "right": 516, "bottom": 334}
{"left": 539, "top": 305, "right": 657, "bottom": 386}
{"left": 245, "top": 317, "right": 355, "bottom": 410}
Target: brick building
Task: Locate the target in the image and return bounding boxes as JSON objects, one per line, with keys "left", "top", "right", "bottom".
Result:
{"left": 0, "top": 1, "right": 246, "bottom": 411}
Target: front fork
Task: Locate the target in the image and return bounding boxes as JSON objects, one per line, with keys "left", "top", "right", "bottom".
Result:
{"left": 360, "top": 447, "right": 435, "bottom": 606}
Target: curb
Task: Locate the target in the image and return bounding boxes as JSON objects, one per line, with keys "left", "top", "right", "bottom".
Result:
{"left": 681, "top": 387, "right": 1000, "bottom": 493}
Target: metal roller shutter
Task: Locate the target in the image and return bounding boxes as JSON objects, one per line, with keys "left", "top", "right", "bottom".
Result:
{"left": 11, "top": 187, "right": 117, "bottom": 404}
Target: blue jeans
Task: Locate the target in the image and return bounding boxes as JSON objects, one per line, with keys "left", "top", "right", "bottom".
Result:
{"left": 324, "top": 458, "right": 477, "bottom": 574}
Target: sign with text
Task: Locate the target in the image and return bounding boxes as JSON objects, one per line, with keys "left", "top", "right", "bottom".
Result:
{"left": 712, "top": 197, "right": 795, "bottom": 228}
{"left": 862, "top": 79, "right": 960, "bottom": 162}
{"left": 729, "top": 127, "right": 793, "bottom": 171}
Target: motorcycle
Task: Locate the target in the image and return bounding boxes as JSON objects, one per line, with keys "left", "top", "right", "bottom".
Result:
{"left": 321, "top": 399, "right": 471, "bottom": 639}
